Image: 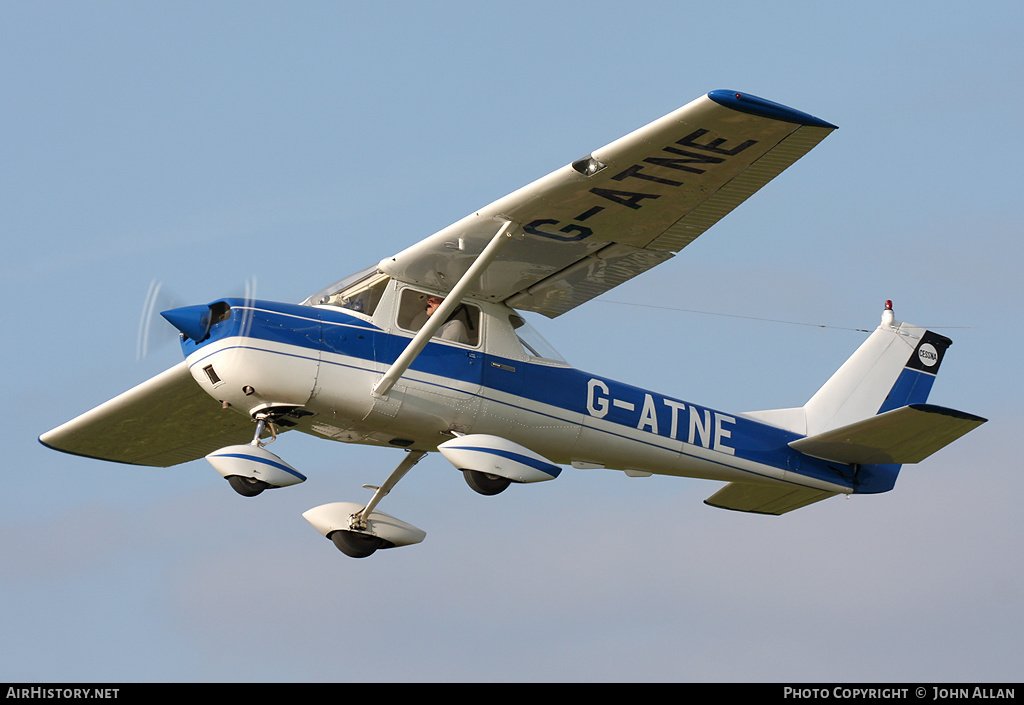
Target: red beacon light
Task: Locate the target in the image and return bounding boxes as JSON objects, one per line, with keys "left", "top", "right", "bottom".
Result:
{"left": 881, "top": 300, "right": 895, "bottom": 327}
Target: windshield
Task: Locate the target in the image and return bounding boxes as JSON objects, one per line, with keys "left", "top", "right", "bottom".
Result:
{"left": 302, "top": 266, "right": 388, "bottom": 316}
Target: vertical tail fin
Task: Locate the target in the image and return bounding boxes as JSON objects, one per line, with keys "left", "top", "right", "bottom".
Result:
{"left": 803, "top": 302, "right": 952, "bottom": 435}
{"left": 744, "top": 302, "right": 953, "bottom": 436}
{"left": 741, "top": 302, "right": 983, "bottom": 497}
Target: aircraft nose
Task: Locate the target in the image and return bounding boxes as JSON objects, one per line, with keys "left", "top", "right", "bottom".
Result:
{"left": 161, "top": 304, "right": 213, "bottom": 343}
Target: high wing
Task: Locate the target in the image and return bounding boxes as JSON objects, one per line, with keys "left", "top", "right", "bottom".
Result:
{"left": 39, "top": 362, "right": 255, "bottom": 467}
{"left": 379, "top": 90, "right": 837, "bottom": 317}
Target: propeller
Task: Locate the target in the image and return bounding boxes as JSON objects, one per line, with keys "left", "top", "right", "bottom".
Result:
{"left": 136, "top": 279, "right": 184, "bottom": 361}
{"left": 136, "top": 277, "right": 259, "bottom": 360}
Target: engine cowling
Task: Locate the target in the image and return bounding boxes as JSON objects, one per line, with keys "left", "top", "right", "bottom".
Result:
{"left": 438, "top": 434, "right": 561, "bottom": 483}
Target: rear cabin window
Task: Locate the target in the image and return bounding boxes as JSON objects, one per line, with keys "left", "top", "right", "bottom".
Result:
{"left": 509, "top": 313, "right": 567, "bottom": 363}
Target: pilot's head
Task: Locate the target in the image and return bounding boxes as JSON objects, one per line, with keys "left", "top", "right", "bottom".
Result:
{"left": 426, "top": 295, "right": 443, "bottom": 316}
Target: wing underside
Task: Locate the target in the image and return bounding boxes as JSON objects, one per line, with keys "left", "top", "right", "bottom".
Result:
{"left": 704, "top": 482, "right": 838, "bottom": 515}
{"left": 39, "top": 362, "right": 255, "bottom": 467}
{"left": 380, "top": 90, "right": 836, "bottom": 317}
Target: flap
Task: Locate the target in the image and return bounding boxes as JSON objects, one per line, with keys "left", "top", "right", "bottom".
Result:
{"left": 788, "top": 404, "right": 987, "bottom": 465}
{"left": 380, "top": 90, "right": 836, "bottom": 317}
{"left": 39, "top": 362, "right": 257, "bottom": 467}
{"left": 704, "top": 482, "right": 838, "bottom": 515}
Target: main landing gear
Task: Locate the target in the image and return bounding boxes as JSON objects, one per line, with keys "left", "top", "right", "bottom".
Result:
{"left": 462, "top": 469, "right": 512, "bottom": 496}
{"left": 227, "top": 474, "right": 270, "bottom": 497}
{"left": 208, "top": 419, "right": 562, "bottom": 558}
{"left": 303, "top": 450, "right": 428, "bottom": 558}
{"left": 206, "top": 408, "right": 426, "bottom": 558}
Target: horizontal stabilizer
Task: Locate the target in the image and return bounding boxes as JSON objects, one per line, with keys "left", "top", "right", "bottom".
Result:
{"left": 704, "top": 482, "right": 837, "bottom": 515}
{"left": 788, "top": 404, "right": 986, "bottom": 465}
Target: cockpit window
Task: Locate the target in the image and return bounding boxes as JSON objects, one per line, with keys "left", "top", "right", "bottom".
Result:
{"left": 509, "top": 313, "right": 567, "bottom": 363}
{"left": 398, "top": 288, "right": 480, "bottom": 347}
{"left": 303, "top": 267, "right": 389, "bottom": 317}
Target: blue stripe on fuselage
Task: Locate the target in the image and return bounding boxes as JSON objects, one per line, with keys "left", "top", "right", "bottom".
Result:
{"left": 184, "top": 299, "right": 857, "bottom": 491}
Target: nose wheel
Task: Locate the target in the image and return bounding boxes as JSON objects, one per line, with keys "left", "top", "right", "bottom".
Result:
{"left": 225, "top": 411, "right": 278, "bottom": 496}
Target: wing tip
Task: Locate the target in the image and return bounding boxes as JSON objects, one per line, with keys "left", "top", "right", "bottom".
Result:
{"left": 38, "top": 434, "right": 139, "bottom": 466}
{"left": 707, "top": 89, "right": 838, "bottom": 130}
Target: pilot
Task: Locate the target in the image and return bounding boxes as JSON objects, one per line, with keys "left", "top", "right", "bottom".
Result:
{"left": 421, "top": 295, "right": 469, "bottom": 344}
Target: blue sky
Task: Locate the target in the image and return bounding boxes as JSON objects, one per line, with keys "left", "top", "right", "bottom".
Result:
{"left": 3, "top": 1, "right": 1021, "bottom": 682}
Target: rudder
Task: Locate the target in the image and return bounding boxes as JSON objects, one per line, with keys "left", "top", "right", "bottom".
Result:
{"left": 744, "top": 302, "right": 953, "bottom": 437}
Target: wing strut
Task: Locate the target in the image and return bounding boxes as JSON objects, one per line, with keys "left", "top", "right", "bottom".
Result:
{"left": 372, "top": 220, "right": 517, "bottom": 397}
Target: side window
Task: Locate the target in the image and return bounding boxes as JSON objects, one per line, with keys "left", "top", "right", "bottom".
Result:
{"left": 398, "top": 289, "right": 480, "bottom": 347}
{"left": 509, "top": 314, "right": 567, "bottom": 363}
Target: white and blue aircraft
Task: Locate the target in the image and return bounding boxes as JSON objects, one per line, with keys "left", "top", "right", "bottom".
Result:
{"left": 41, "top": 91, "right": 986, "bottom": 558}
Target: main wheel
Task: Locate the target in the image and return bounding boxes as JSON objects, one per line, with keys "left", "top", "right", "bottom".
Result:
{"left": 330, "top": 530, "right": 384, "bottom": 558}
{"left": 227, "top": 475, "right": 270, "bottom": 497}
{"left": 463, "top": 469, "right": 511, "bottom": 496}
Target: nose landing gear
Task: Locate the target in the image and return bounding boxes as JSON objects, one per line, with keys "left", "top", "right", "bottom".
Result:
{"left": 206, "top": 410, "right": 307, "bottom": 497}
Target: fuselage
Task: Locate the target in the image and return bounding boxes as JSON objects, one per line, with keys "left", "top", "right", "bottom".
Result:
{"left": 175, "top": 286, "right": 865, "bottom": 498}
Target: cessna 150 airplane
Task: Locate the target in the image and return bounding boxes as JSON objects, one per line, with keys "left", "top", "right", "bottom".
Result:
{"left": 40, "top": 90, "right": 986, "bottom": 558}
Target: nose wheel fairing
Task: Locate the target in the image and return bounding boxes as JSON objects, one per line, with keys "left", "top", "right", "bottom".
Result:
{"left": 206, "top": 443, "right": 307, "bottom": 493}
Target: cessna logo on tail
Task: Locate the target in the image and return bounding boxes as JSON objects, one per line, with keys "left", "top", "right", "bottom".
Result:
{"left": 918, "top": 343, "right": 939, "bottom": 367}
{"left": 906, "top": 331, "right": 952, "bottom": 374}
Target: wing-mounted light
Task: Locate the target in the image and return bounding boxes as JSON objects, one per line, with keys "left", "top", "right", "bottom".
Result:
{"left": 571, "top": 153, "right": 608, "bottom": 177}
